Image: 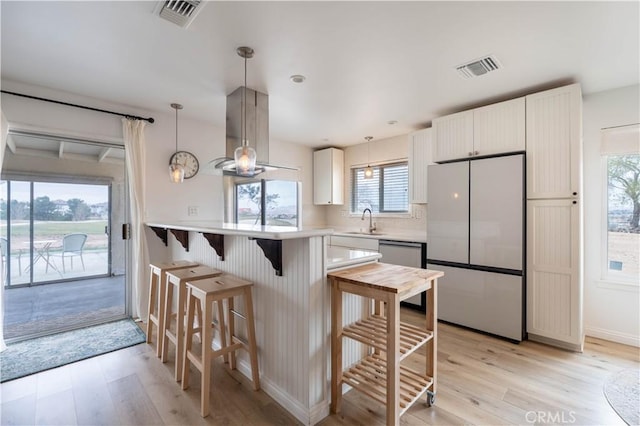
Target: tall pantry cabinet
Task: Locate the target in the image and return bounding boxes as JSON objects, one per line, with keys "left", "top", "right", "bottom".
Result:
{"left": 525, "top": 84, "right": 584, "bottom": 351}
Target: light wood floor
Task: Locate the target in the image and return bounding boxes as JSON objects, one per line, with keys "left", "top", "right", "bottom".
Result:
{"left": 1, "top": 308, "right": 638, "bottom": 425}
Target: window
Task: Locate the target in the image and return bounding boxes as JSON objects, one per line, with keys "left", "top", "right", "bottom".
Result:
{"left": 602, "top": 124, "right": 639, "bottom": 282}
{"left": 351, "top": 162, "right": 409, "bottom": 213}
{"left": 235, "top": 179, "right": 300, "bottom": 226}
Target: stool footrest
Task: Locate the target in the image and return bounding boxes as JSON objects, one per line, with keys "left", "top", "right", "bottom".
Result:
{"left": 230, "top": 308, "right": 246, "bottom": 320}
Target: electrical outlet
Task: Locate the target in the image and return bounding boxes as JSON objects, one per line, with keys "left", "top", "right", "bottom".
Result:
{"left": 416, "top": 208, "right": 423, "bottom": 219}
{"left": 188, "top": 206, "right": 199, "bottom": 216}
{"left": 341, "top": 210, "right": 347, "bottom": 217}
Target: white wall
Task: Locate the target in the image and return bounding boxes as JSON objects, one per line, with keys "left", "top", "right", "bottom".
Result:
{"left": 0, "top": 80, "right": 323, "bottom": 226}
{"left": 325, "top": 134, "right": 427, "bottom": 233}
{"left": 583, "top": 84, "right": 640, "bottom": 347}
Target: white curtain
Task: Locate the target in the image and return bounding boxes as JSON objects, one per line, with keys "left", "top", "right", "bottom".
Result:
{"left": 0, "top": 110, "right": 8, "bottom": 351}
{"left": 122, "top": 119, "right": 149, "bottom": 321}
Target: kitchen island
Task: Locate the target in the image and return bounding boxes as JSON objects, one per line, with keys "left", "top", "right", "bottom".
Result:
{"left": 145, "top": 221, "right": 379, "bottom": 425}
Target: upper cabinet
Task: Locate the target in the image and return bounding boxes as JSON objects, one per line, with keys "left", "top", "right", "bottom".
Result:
{"left": 433, "top": 97, "right": 525, "bottom": 162}
{"left": 313, "top": 147, "right": 344, "bottom": 205}
{"left": 525, "top": 84, "right": 582, "bottom": 199}
{"left": 408, "top": 128, "right": 433, "bottom": 204}
{"left": 432, "top": 110, "right": 473, "bottom": 162}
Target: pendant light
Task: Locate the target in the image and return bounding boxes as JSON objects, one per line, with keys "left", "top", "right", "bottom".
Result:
{"left": 364, "top": 136, "right": 374, "bottom": 179}
{"left": 234, "top": 46, "right": 257, "bottom": 177}
{"left": 169, "top": 103, "right": 185, "bottom": 183}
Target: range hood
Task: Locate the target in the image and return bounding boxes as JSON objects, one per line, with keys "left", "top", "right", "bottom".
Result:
{"left": 204, "top": 86, "right": 298, "bottom": 177}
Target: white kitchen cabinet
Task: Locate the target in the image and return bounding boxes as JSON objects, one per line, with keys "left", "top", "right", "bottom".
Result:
{"left": 408, "top": 128, "right": 433, "bottom": 203}
{"left": 525, "top": 83, "right": 583, "bottom": 351}
{"left": 313, "top": 147, "right": 344, "bottom": 205}
{"left": 329, "top": 235, "right": 379, "bottom": 252}
{"left": 473, "top": 97, "right": 525, "bottom": 157}
{"left": 527, "top": 199, "right": 582, "bottom": 350}
{"left": 526, "top": 84, "right": 582, "bottom": 199}
{"left": 433, "top": 97, "right": 525, "bottom": 163}
{"left": 432, "top": 110, "right": 473, "bottom": 162}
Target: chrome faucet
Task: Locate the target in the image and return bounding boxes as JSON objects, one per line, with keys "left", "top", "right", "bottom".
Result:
{"left": 361, "top": 208, "right": 376, "bottom": 233}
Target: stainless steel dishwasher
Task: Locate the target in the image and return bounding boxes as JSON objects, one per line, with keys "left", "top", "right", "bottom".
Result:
{"left": 378, "top": 240, "right": 427, "bottom": 311}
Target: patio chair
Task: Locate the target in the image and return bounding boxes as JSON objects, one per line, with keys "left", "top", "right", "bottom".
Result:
{"left": 1, "top": 237, "right": 22, "bottom": 283}
{"left": 51, "top": 233, "right": 87, "bottom": 273}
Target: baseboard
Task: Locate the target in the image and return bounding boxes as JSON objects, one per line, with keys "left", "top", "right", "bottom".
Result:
{"left": 528, "top": 333, "right": 583, "bottom": 352}
{"left": 585, "top": 326, "right": 640, "bottom": 348}
{"left": 234, "top": 357, "right": 325, "bottom": 425}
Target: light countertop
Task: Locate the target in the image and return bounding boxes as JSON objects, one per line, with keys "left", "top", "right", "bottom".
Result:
{"left": 331, "top": 229, "right": 427, "bottom": 243}
{"left": 326, "top": 246, "right": 382, "bottom": 270}
{"left": 146, "top": 221, "right": 333, "bottom": 240}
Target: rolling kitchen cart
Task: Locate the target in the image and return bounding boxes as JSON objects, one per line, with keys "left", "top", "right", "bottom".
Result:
{"left": 328, "top": 262, "right": 442, "bottom": 426}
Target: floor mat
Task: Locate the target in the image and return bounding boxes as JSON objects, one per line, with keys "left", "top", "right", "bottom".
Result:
{"left": 0, "top": 318, "right": 145, "bottom": 383}
{"left": 603, "top": 368, "right": 640, "bottom": 426}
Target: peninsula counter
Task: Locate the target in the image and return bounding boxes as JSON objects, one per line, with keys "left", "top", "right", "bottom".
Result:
{"left": 145, "top": 221, "right": 377, "bottom": 425}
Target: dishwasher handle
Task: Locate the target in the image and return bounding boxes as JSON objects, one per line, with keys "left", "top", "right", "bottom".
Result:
{"left": 379, "top": 240, "right": 423, "bottom": 248}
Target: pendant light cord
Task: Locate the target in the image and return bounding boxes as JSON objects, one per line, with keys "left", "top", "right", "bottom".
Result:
{"left": 175, "top": 106, "right": 179, "bottom": 154}
{"left": 242, "top": 55, "right": 247, "bottom": 148}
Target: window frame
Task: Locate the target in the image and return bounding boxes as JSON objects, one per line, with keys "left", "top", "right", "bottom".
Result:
{"left": 234, "top": 178, "right": 301, "bottom": 227}
{"left": 599, "top": 124, "right": 640, "bottom": 285}
{"left": 350, "top": 161, "right": 410, "bottom": 215}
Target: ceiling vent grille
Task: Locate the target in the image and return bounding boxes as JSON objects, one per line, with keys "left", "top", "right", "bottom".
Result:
{"left": 456, "top": 55, "right": 501, "bottom": 79}
{"left": 158, "top": 0, "right": 204, "bottom": 28}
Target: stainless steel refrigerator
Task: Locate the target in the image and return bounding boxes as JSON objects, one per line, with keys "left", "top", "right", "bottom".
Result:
{"left": 427, "top": 154, "right": 525, "bottom": 341}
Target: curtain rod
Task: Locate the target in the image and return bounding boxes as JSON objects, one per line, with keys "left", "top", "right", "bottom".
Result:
{"left": 0, "top": 90, "right": 155, "bottom": 123}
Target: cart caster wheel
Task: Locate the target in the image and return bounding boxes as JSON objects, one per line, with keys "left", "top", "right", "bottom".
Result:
{"left": 426, "top": 391, "right": 436, "bottom": 407}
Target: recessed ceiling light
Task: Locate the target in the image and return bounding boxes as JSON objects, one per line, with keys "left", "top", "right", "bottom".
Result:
{"left": 290, "top": 75, "right": 306, "bottom": 83}
{"left": 387, "top": 120, "right": 398, "bottom": 125}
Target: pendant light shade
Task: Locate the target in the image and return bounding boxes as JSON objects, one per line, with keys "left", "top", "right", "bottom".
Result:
{"left": 234, "top": 46, "right": 257, "bottom": 177}
{"left": 364, "top": 136, "right": 374, "bottom": 179}
{"left": 169, "top": 103, "right": 185, "bottom": 183}
{"left": 234, "top": 144, "right": 257, "bottom": 176}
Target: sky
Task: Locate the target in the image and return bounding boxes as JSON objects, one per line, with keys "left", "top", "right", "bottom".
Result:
{"left": 0, "top": 181, "right": 108, "bottom": 205}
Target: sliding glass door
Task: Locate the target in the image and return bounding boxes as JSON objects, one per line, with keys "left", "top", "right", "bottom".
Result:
{"left": 1, "top": 133, "right": 128, "bottom": 341}
{"left": 1, "top": 180, "right": 110, "bottom": 286}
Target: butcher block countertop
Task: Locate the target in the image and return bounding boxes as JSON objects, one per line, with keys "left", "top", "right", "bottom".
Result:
{"left": 327, "top": 262, "right": 444, "bottom": 296}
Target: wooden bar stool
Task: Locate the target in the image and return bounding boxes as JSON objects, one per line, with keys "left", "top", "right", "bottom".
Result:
{"left": 181, "top": 274, "right": 260, "bottom": 418}
{"left": 146, "top": 260, "right": 199, "bottom": 357}
{"left": 162, "top": 265, "right": 223, "bottom": 381}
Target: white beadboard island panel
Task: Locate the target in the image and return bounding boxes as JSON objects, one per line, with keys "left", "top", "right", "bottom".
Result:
{"left": 158, "top": 227, "right": 331, "bottom": 425}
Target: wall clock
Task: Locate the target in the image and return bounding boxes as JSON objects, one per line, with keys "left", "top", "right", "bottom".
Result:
{"left": 169, "top": 151, "right": 199, "bottom": 179}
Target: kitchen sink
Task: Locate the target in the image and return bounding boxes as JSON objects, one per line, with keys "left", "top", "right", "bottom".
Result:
{"left": 342, "top": 231, "right": 385, "bottom": 236}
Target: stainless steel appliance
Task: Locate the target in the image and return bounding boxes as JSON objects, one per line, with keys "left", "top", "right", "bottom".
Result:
{"left": 379, "top": 240, "right": 427, "bottom": 311}
{"left": 427, "top": 154, "right": 525, "bottom": 341}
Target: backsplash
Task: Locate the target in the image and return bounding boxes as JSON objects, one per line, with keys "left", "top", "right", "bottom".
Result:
{"left": 326, "top": 203, "right": 427, "bottom": 233}
{"left": 323, "top": 133, "right": 428, "bottom": 235}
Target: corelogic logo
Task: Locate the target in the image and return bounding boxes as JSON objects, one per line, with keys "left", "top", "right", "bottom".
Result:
{"left": 525, "top": 410, "right": 577, "bottom": 424}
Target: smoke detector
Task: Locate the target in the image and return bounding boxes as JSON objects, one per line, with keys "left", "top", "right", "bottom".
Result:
{"left": 456, "top": 55, "right": 501, "bottom": 79}
{"left": 156, "top": 0, "right": 205, "bottom": 28}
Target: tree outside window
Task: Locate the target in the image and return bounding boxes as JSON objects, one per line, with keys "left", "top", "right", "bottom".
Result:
{"left": 607, "top": 154, "right": 640, "bottom": 278}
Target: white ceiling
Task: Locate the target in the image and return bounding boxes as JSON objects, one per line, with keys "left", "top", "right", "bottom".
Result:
{"left": 1, "top": 1, "right": 638, "bottom": 148}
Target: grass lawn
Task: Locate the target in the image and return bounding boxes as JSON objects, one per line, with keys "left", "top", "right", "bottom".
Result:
{"left": 2, "top": 220, "right": 109, "bottom": 250}
{"left": 4, "top": 220, "right": 107, "bottom": 237}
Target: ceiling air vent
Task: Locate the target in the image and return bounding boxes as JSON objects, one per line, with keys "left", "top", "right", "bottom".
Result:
{"left": 456, "top": 55, "right": 501, "bottom": 79}
{"left": 157, "top": 0, "right": 204, "bottom": 28}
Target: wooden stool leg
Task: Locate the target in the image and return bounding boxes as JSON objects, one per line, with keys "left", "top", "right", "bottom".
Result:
{"left": 146, "top": 270, "right": 157, "bottom": 344}
{"left": 175, "top": 281, "right": 187, "bottom": 382}
{"left": 217, "top": 299, "right": 229, "bottom": 364}
{"left": 200, "top": 297, "right": 214, "bottom": 417}
{"left": 243, "top": 287, "right": 260, "bottom": 391}
{"left": 156, "top": 273, "right": 168, "bottom": 358}
{"left": 181, "top": 288, "right": 196, "bottom": 390}
{"left": 194, "top": 298, "right": 203, "bottom": 343}
{"left": 161, "top": 279, "right": 174, "bottom": 363}
{"left": 228, "top": 297, "right": 236, "bottom": 370}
